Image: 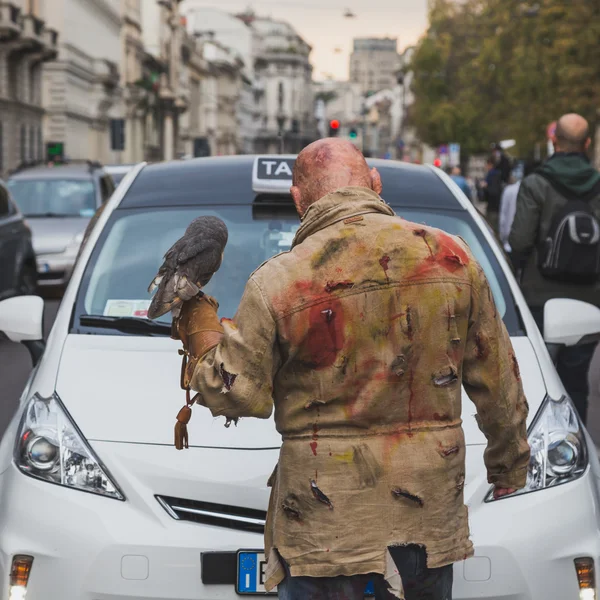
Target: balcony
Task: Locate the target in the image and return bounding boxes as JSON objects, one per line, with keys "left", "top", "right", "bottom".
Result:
{"left": 0, "top": 1, "right": 20, "bottom": 39}
{"left": 0, "top": 3, "right": 58, "bottom": 61}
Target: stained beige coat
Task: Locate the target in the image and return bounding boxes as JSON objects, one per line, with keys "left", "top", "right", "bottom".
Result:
{"left": 191, "top": 187, "right": 530, "bottom": 595}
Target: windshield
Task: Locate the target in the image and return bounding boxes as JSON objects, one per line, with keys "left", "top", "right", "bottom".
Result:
{"left": 7, "top": 178, "right": 97, "bottom": 217}
{"left": 74, "top": 204, "right": 522, "bottom": 335}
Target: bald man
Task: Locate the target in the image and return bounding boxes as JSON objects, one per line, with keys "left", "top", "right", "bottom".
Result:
{"left": 176, "top": 139, "right": 529, "bottom": 599}
{"left": 509, "top": 113, "right": 600, "bottom": 423}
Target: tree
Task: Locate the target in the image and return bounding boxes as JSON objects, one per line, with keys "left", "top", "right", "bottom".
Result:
{"left": 409, "top": 0, "right": 600, "bottom": 158}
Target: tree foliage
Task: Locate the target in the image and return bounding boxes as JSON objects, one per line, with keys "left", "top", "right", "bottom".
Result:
{"left": 409, "top": 0, "right": 600, "bottom": 157}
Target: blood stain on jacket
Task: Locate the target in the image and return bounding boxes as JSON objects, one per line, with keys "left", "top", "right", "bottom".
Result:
{"left": 379, "top": 254, "right": 391, "bottom": 281}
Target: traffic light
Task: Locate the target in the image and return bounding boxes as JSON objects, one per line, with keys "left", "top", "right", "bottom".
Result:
{"left": 349, "top": 128, "right": 358, "bottom": 140}
{"left": 328, "top": 119, "right": 340, "bottom": 137}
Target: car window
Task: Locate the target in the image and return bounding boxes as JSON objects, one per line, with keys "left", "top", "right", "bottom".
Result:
{"left": 0, "top": 184, "right": 10, "bottom": 218}
{"left": 75, "top": 204, "right": 521, "bottom": 335}
{"left": 7, "top": 179, "right": 97, "bottom": 217}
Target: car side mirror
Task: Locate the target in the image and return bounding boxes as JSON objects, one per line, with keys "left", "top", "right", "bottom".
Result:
{"left": 544, "top": 298, "right": 600, "bottom": 347}
{"left": 0, "top": 296, "right": 46, "bottom": 366}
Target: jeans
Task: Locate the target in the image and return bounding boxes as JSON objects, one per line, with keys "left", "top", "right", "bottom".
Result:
{"left": 530, "top": 306, "right": 597, "bottom": 424}
{"left": 277, "top": 545, "right": 453, "bottom": 600}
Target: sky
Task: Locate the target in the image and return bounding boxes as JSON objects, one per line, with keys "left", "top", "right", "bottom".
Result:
{"left": 187, "top": 0, "right": 429, "bottom": 81}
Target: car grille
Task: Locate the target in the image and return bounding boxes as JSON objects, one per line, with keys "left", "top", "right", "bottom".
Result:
{"left": 156, "top": 495, "right": 266, "bottom": 534}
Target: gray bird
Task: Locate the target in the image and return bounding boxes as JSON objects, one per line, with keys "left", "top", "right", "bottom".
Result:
{"left": 147, "top": 216, "right": 228, "bottom": 320}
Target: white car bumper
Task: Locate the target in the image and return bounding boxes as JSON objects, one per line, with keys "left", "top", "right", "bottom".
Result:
{"left": 0, "top": 441, "right": 598, "bottom": 600}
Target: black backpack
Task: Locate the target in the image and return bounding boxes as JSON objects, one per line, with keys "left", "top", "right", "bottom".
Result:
{"left": 538, "top": 196, "right": 600, "bottom": 283}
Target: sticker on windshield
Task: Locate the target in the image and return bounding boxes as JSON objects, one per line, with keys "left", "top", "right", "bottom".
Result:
{"left": 104, "top": 299, "right": 151, "bottom": 318}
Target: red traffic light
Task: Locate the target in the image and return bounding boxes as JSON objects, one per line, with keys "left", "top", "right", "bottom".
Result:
{"left": 329, "top": 119, "right": 340, "bottom": 130}
{"left": 433, "top": 158, "right": 442, "bottom": 168}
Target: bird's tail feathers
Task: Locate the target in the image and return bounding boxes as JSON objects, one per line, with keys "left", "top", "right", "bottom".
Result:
{"left": 146, "top": 274, "right": 201, "bottom": 320}
{"left": 148, "top": 274, "right": 164, "bottom": 294}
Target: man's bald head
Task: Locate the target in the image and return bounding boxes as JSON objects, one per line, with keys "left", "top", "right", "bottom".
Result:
{"left": 554, "top": 113, "right": 591, "bottom": 153}
{"left": 290, "top": 138, "right": 382, "bottom": 216}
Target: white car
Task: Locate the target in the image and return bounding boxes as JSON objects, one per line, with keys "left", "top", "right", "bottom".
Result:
{"left": 0, "top": 156, "right": 600, "bottom": 600}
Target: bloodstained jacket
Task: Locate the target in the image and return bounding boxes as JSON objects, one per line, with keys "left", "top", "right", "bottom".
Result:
{"left": 191, "top": 187, "right": 530, "bottom": 596}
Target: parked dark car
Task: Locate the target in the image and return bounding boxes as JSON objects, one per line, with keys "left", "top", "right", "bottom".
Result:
{"left": 0, "top": 179, "right": 37, "bottom": 300}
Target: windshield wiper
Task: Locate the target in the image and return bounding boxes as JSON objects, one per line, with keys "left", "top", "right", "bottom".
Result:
{"left": 79, "top": 315, "right": 172, "bottom": 336}
{"left": 25, "top": 212, "right": 72, "bottom": 218}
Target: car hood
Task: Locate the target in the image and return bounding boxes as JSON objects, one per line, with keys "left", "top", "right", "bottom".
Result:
{"left": 56, "top": 334, "right": 545, "bottom": 448}
{"left": 28, "top": 217, "right": 90, "bottom": 254}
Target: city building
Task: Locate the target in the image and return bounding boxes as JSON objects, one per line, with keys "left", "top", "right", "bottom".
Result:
{"left": 0, "top": 0, "right": 58, "bottom": 177}
{"left": 120, "top": 0, "right": 147, "bottom": 164}
{"left": 140, "top": 0, "right": 189, "bottom": 162}
{"left": 180, "top": 4, "right": 257, "bottom": 155}
{"left": 200, "top": 39, "right": 242, "bottom": 156}
{"left": 41, "top": 0, "right": 124, "bottom": 164}
{"left": 251, "top": 16, "right": 317, "bottom": 154}
{"left": 350, "top": 37, "right": 400, "bottom": 96}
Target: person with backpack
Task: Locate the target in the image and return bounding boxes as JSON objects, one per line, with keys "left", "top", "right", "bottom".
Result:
{"left": 509, "top": 113, "right": 600, "bottom": 424}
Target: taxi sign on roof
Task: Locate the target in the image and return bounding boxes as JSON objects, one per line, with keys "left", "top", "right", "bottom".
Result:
{"left": 252, "top": 156, "right": 296, "bottom": 194}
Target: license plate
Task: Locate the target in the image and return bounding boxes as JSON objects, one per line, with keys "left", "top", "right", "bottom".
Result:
{"left": 237, "top": 551, "right": 274, "bottom": 595}
{"left": 38, "top": 263, "right": 50, "bottom": 274}
{"left": 236, "top": 550, "right": 375, "bottom": 596}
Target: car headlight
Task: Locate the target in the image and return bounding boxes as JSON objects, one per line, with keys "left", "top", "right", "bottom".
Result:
{"left": 486, "top": 395, "right": 587, "bottom": 501}
{"left": 14, "top": 393, "right": 124, "bottom": 500}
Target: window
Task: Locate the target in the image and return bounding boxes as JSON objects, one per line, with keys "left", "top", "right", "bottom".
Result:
{"left": 20, "top": 125, "right": 26, "bottom": 163}
{"left": 29, "top": 125, "right": 35, "bottom": 161}
{"left": 37, "top": 126, "right": 42, "bottom": 161}
{"left": 0, "top": 185, "right": 10, "bottom": 218}
{"left": 7, "top": 179, "right": 97, "bottom": 217}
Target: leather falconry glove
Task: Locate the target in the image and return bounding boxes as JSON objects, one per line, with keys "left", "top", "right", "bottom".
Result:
{"left": 172, "top": 293, "right": 224, "bottom": 450}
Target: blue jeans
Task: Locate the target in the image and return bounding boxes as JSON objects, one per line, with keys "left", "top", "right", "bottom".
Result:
{"left": 277, "top": 545, "right": 453, "bottom": 600}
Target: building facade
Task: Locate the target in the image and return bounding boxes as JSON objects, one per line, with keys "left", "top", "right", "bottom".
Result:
{"left": 350, "top": 37, "right": 400, "bottom": 96}
{"left": 41, "top": 0, "right": 124, "bottom": 164}
{"left": 120, "top": 0, "right": 147, "bottom": 163}
{"left": 140, "top": 0, "right": 190, "bottom": 162}
{"left": 0, "top": 0, "right": 58, "bottom": 177}
{"left": 252, "top": 16, "right": 316, "bottom": 154}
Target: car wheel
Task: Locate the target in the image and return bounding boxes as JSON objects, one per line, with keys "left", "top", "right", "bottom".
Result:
{"left": 18, "top": 262, "right": 38, "bottom": 295}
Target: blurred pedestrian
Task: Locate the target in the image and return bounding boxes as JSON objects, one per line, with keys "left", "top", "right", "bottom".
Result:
{"left": 509, "top": 113, "right": 600, "bottom": 423}
{"left": 481, "top": 156, "right": 503, "bottom": 234}
{"left": 585, "top": 343, "right": 600, "bottom": 453}
{"left": 499, "top": 161, "right": 537, "bottom": 254}
{"left": 493, "top": 144, "right": 512, "bottom": 185}
{"left": 448, "top": 166, "right": 472, "bottom": 202}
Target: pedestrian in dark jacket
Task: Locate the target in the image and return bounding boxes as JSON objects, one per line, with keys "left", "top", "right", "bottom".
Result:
{"left": 482, "top": 157, "right": 502, "bottom": 234}
{"left": 509, "top": 113, "right": 600, "bottom": 423}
